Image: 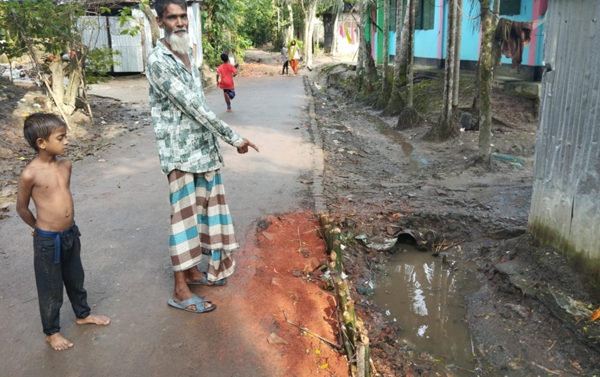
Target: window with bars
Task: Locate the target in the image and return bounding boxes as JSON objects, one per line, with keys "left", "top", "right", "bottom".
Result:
{"left": 500, "top": 0, "right": 521, "bottom": 15}
{"left": 416, "top": 0, "right": 435, "bottom": 30}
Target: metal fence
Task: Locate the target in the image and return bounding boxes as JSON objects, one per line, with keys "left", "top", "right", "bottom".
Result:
{"left": 80, "top": 4, "right": 203, "bottom": 73}
{"left": 528, "top": 0, "right": 600, "bottom": 284}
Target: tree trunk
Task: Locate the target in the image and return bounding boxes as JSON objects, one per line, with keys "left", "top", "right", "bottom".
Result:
{"left": 308, "top": 1, "right": 318, "bottom": 69}
{"left": 64, "top": 58, "right": 80, "bottom": 115}
{"left": 396, "top": 0, "right": 419, "bottom": 130}
{"left": 364, "top": 2, "right": 378, "bottom": 86}
{"left": 141, "top": 3, "right": 160, "bottom": 48}
{"left": 331, "top": 12, "right": 339, "bottom": 55}
{"left": 357, "top": 0, "right": 367, "bottom": 90}
{"left": 406, "top": 0, "right": 416, "bottom": 108}
{"left": 288, "top": 4, "right": 294, "bottom": 40}
{"left": 301, "top": 1, "right": 317, "bottom": 70}
{"left": 398, "top": 0, "right": 410, "bottom": 74}
{"left": 49, "top": 61, "right": 65, "bottom": 111}
{"left": 478, "top": 0, "right": 493, "bottom": 163}
{"left": 385, "top": 0, "right": 408, "bottom": 114}
{"left": 441, "top": 0, "right": 456, "bottom": 123}
{"left": 382, "top": 0, "right": 390, "bottom": 94}
{"left": 424, "top": 0, "right": 456, "bottom": 140}
{"left": 452, "top": 0, "right": 463, "bottom": 112}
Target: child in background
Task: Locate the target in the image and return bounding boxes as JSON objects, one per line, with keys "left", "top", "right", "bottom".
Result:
{"left": 216, "top": 53, "right": 237, "bottom": 112}
{"left": 280, "top": 44, "right": 289, "bottom": 76}
{"left": 16, "top": 114, "right": 110, "bottom": 351}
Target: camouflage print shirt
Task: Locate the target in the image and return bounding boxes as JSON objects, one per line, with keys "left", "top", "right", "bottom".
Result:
{"left": 146, "top": 40, "right": 243, "bottom": 175}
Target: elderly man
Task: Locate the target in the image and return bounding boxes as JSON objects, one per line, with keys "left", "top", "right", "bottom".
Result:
{"left": 147, "top": 0, "right": 258, "bottom": 313}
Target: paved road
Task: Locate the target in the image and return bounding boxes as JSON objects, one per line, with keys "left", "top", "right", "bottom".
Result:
{"left": 0, "top": 74, "right": 315, "bottom": 376}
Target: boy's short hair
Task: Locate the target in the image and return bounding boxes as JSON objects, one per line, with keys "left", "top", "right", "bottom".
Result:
{"left": 220, "top": 53, "right": 229, "bottom": 63}
{"left": 24, "top": 114, "right": 65, "bottom": 152}
{"left": 155, "top": 0, "right": 187, "bottom": 19}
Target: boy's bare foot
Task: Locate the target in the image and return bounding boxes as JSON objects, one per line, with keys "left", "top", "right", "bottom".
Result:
{"left": 76, "top": 314, "right": 111, "bottom": 326}
{"left": 46, "top": 333, "right": 73, "bottom": 351}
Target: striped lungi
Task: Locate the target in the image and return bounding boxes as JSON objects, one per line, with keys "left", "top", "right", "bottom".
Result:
{"left": 168, "top": 169, "right": 237, "bottom": 281}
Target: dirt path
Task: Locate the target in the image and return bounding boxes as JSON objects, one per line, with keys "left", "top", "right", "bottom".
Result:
{"left": 0, "top": 74, "right": 348, "bottom": 376}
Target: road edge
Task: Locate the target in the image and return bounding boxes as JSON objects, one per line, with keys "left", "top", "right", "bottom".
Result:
{"left": 303, "top": 76, "right": 327, "bottom": 214}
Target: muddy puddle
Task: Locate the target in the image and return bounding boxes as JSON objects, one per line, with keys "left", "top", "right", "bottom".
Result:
{"left": 374, "top": 244, "right": 485, "bottom": 375}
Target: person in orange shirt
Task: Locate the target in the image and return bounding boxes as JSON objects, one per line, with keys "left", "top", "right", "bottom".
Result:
{"left": 216, "top": 53, "right": 237, "bottom": 112}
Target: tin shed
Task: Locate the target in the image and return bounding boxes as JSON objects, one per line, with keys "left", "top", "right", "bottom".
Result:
{"left": 529, "top": 0, "right": 600, "bottom": 284}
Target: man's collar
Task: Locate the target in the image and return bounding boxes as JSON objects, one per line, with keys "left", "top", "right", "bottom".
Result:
{"left": 157, "top": 39, "right": 174, "bottom": 56}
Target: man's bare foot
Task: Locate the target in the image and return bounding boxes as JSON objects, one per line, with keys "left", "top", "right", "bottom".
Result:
{"left": 184, "top": 267, "right": 204, "bottom": 283}
{"left": 76, "top": 314, "right": 111, "bottom": 326}
{"left": 46, "top": 333, "right": 73, "bottom": 351}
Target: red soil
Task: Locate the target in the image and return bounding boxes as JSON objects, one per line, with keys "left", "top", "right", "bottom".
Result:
{"left": 217, "top": 211, "right": 349, "bottom": 376}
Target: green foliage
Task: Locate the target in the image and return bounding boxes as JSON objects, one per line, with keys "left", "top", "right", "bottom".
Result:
{"left": 202, "top": 0, "right": 246, "bottom": 67}
{"left": 85, "top": 47, "right": 121, "bottom": 85}
{"left": 0, "top": 0, "right": 81, "bottom": 58}
{"left": 239, "top": 0, "right": 277, "bottom": 47}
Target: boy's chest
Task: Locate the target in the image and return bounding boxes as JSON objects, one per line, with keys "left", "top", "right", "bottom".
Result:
{"left": 34, "top": 169, "right": 70, "bottom": 194}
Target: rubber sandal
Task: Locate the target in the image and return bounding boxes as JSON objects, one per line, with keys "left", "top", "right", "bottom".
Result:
{"left": 167, "top": 294, "right": 216, "bottom": 313}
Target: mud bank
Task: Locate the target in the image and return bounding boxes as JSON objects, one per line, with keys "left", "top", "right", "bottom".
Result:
{"left": 307, "top": 64, "right": 600, "bottom": 376}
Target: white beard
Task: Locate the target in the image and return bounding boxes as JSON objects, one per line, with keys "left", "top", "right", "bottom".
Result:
{"left": 166, "top": 30, "right": 190, "bottom": 55}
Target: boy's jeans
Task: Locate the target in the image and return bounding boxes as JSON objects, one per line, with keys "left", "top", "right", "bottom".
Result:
{"left": 33, "top": 224, "right": 90, "bottom": 336}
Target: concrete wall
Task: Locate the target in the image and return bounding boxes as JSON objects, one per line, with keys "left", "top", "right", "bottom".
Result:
{"left": 529, "top": 0, "right": 600, "bottom": 285}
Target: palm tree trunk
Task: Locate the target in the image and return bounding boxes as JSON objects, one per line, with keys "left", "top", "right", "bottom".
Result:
{"left": 306, "top": 1, "right": 317, "bottom": 69}
{"left": 331, "top": 11, "right": 339, "bottom": 55}
{"left": 406, "top": 0, "right": 416, "bottom": 108}
{"left": 357, "top": 0, "right": 367, "bottom": 90}
{"left": 385, "top": 0, "right": 408, "bottom": 113}
{"left": 398, "top": 0, "right": 410, "bottom": 74}
{"left": 478, "top": 0, "right": 493, "bottom": 163}
{"left": 452, "top": 0, "right": 463, "bottom": 112}
{"left": 288, "top": 4, "right": 294, "bottom": 40}
{"left": 442, "top": 0, "right": 456, "bottom": 123}
{"left": 382, "top": 0, "right": 390, "bottom": 93}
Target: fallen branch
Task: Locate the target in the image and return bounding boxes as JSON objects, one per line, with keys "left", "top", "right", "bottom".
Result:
{"left": 282, "top": 311, "right": 342, "bottom": 350}
{"left": 455, "top": 365, "right": 475, "bottom": 374}
{"left": 531, "top": 362, "right": 562, "bottom": 375}
{"left": 0, "top": 136, "right": 18, "bottom": 151}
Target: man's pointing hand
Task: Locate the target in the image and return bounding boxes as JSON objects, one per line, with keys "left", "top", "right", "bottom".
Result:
{"left": 237, "top": 139, "right": 259, "bottom": 154}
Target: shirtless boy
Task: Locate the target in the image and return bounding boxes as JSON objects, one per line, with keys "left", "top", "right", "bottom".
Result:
{"left": 16, "top": 114, "right": 110, "bottom": 351}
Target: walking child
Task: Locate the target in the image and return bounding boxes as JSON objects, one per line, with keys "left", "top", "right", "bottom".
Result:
{"left": 280, "top": 44, "right": 289, "bottom": 76}
{"left": 216, "top": 53, "right": 237, "bottom": 112}
{"left": 16, "top": 114, "right": 110, "bottom": 351}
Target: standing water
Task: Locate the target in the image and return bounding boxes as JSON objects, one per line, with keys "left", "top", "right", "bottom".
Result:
{"left": 374, "top": 244, "right": 482, "bottom": 374}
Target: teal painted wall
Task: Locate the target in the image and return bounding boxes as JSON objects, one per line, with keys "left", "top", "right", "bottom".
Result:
{"left": 381, "top": 0, "right": 545, "bottom": 66}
